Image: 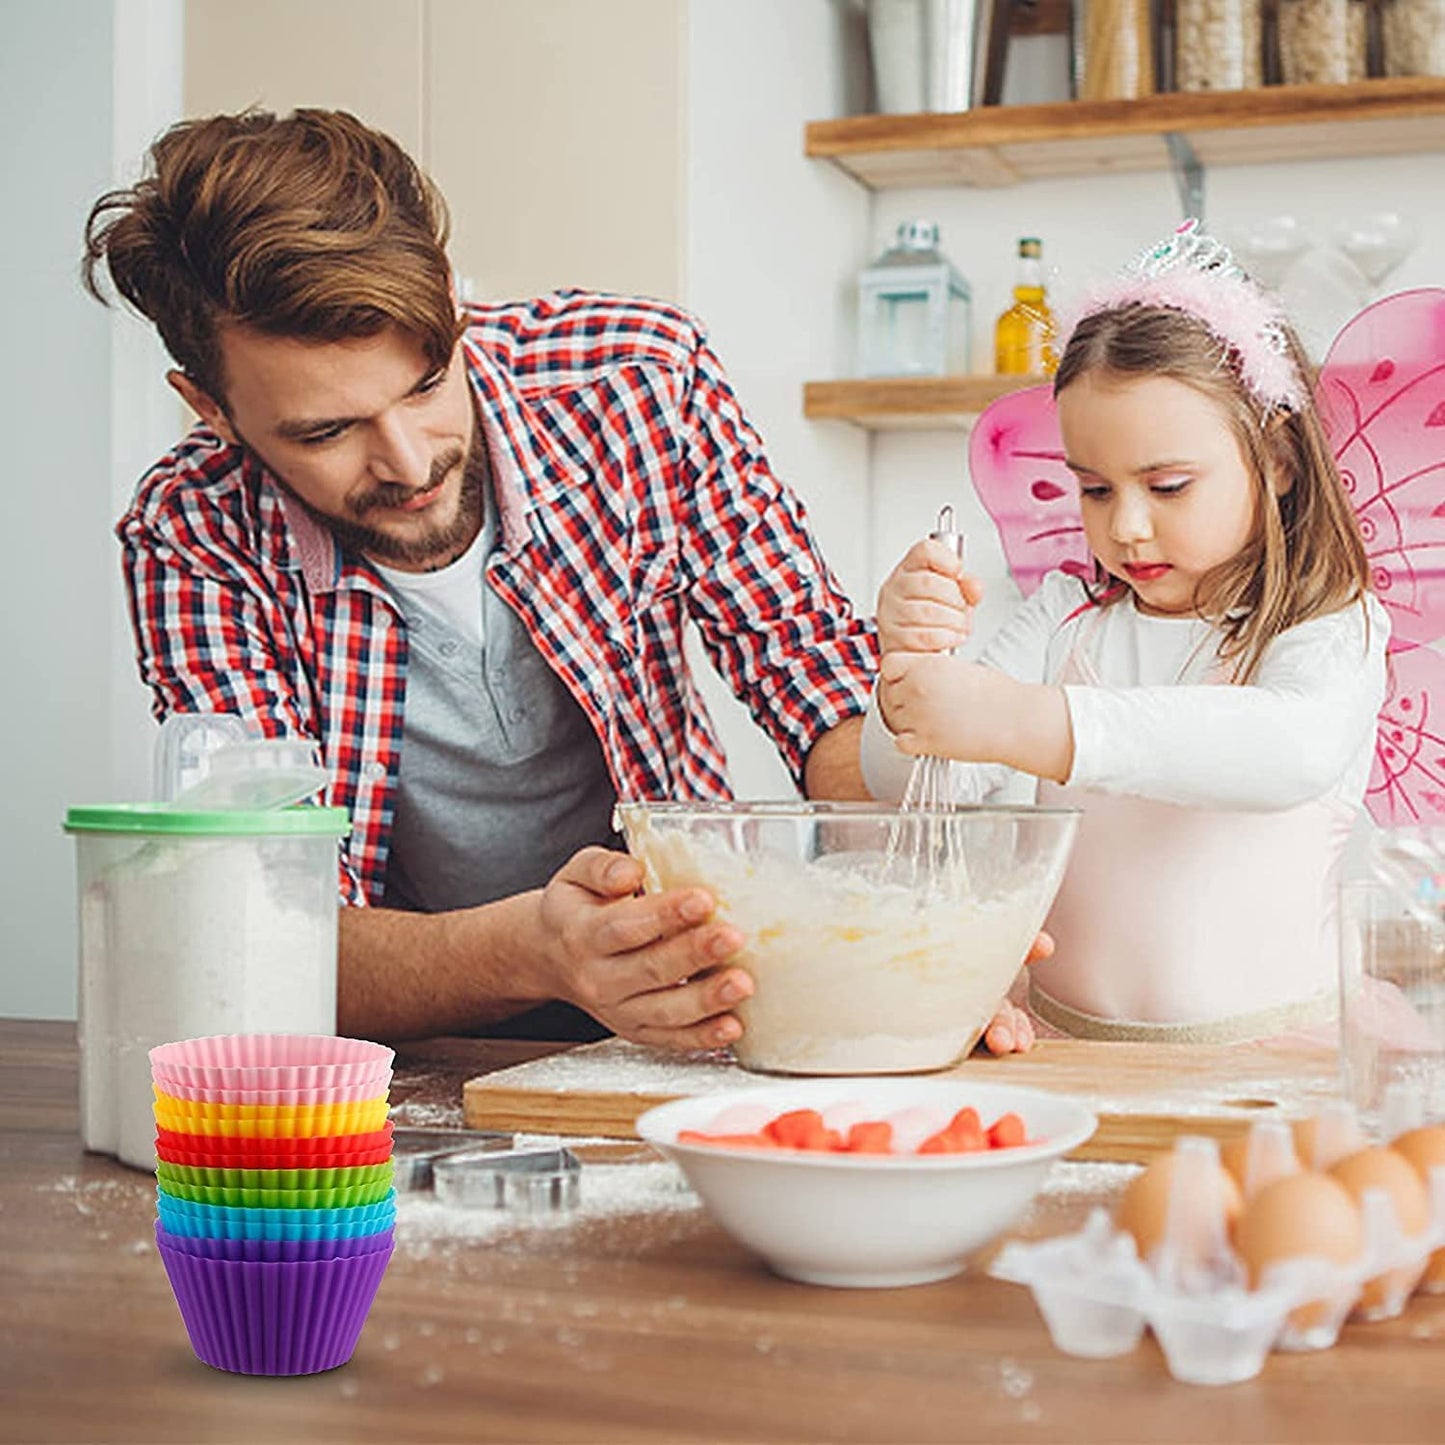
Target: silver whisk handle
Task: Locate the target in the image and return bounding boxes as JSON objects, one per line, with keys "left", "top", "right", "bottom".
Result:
{"left": 928, "top": 503, "right": 966, "bottom": 562}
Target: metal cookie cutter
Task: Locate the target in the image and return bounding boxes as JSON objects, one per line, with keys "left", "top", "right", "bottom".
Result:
{"left": 433, "top": 1146, "right": 582, "bottom": 1213}
{"left": 391, "top": 1126, "right": 514, "bottom": 1193}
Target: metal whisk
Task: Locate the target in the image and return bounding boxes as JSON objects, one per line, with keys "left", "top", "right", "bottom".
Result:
{"left": 886, "top": 506, "right": 971, "bottom": 897}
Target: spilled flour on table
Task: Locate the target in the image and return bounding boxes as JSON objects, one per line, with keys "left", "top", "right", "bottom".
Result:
{"left": 1035, "top": 1160, "right": 1141, "bottom": 1199}
{"left": 36, "top": 1174, "right": 151, "bottom": 1217}
{"left": 466, "top": 1040, "right": 748, "bottom": 1098}
{"left": 388, "top": 1098, "right": 465, "bottom": 1129}
{"left": 394, "top": 1152, "right": 700, "bottom": 1260}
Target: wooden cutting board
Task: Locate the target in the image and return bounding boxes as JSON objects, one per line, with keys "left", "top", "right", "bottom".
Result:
{"left": 463, "top": 1036, "right": 1342, "bottom": 1164}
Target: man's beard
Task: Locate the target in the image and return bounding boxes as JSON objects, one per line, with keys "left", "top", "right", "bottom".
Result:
{"left": 259, "top": 430, "right": 488, "bottom": 571}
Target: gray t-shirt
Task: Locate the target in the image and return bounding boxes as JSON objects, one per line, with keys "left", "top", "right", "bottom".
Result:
{"left": 375, "top": 497, "right": 619, "bottom": 918}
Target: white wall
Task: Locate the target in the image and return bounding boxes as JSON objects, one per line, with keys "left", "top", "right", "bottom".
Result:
{"left": 2, "top": 2, "right": 114, "bottom": 1018}
{"left": 0, "top": 0, "right": 180, "bottom": 1021}
{"left": 681, "top": 0, "right": 873, "bottom": 797}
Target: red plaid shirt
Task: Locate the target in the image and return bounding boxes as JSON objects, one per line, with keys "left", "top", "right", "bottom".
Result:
{"left": 119, "top": 293, "right": 878, "bottom": 904}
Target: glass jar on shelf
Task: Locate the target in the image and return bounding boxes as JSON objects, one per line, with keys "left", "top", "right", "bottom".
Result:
{"left": 1383, "top": 0, "right": 1445, "bottom": 75}
{"left": 1277, "top": 0, "right": 1367, "bottom": 83}
{"left": 1175, "top": 0, "right": 1263, "bottom": 89}
{"left": 1076, "top": 0, "right": 1156, "bottom": 100}
{"left": 856, "top": 220, "right": 973, "bottom": 378}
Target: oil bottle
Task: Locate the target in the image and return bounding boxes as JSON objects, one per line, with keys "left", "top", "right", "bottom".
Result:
{"left": 994, "top": 237, "right": 1057, "bottom": 376}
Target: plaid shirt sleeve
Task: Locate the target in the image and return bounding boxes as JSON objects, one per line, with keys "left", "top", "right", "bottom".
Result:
{"left": 675, "top": 328, "right": 879, "bottom": 786}
{"left": 118, "top": 497, "right": 367, "bottom": 905}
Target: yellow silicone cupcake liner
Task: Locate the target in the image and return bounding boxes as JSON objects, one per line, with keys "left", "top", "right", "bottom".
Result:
{"left": 153, "top": 1098, "right": 390, "bottom": 1138}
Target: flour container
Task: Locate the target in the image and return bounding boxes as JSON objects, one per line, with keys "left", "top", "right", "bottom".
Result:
{"left": 64, "top": 804, "right": 350, "bottom": 1170}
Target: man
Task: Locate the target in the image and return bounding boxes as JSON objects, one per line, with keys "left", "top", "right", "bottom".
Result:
{"left": 85, "top": 108, "right": 1036, "bottom": 1053}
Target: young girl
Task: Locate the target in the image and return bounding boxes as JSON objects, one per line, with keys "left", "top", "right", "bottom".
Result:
{"left": 863, "top": 224, "right": 1388, "bottom": 1044}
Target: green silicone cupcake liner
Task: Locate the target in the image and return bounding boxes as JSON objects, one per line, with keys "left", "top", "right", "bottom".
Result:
{"left": 156, "top": 1177, "right": 395, "bottom": 1209}
{"left": 155, "top": 1161, "right": 394, "bottom": 1191}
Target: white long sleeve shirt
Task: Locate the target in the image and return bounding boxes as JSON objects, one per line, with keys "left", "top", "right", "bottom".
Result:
{"left": 863, "top": 570, "right": 1388, "bottom": 814}
{"left": 862, "top": 572, "right": 1390, "bottom": 1037}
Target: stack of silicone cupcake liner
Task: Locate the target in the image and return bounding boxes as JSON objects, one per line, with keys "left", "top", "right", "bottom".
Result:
{"left": 149, "top": 1034, "right": 396, "bottom": 1376}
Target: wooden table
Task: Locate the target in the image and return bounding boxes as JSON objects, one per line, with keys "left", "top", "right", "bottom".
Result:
{"left": 3, "top": 1018, "right": 1443, "bottom": 1444}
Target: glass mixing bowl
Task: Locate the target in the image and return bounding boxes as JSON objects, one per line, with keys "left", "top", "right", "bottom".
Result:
{"left": 615, "top": 801, "right": 1080, "bottom": 1075}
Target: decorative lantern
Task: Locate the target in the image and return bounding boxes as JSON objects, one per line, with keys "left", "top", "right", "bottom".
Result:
{"left": 857, "top": 219, "right": 973, "bottom": 378}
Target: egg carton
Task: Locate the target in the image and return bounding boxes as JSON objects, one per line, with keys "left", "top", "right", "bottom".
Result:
{"left": 992, "top": 1134, "right": 1445, "bottom": 1386}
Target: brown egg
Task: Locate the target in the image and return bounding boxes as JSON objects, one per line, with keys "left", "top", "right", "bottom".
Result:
{"left": 1220, "top": 1124, "right": 1301, "bottom": 1200}
{"left": 1115, "top": 1151, "right": 1243, "bottom": 1268}
{"left": 1234, "top": 1173, "right": 1363, "bottom": 1331}
{"left": 1389, "top": 1125, "right": 1445, "bottom": 1292}
{"left": 1327, "top": 1146, "right": 1432, "bottom": 1317}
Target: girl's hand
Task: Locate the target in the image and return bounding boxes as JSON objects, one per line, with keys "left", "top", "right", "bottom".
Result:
{"left": 879, "top": 654, "right": 1015, "bottom": 759}
{"left": 876, "top": 539, "right": 984, "bottom": 656}
{"left": 982, "top": 998, "right": 1036, "bottom": 1054}
{"left": 880, "top": 654, "right": 1075, "bottom": 783}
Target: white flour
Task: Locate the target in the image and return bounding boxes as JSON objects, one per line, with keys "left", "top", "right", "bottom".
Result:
{"left": 628, "top": 820, "right": 1065, "bottom": 1074}
{"left": 394, "top": 1156, "right": 700, "bottom": 1260}
{"left": 78, "top": 835, "right": 337, "bottom": 1170}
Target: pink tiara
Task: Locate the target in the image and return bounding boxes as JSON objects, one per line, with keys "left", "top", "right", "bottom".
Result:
{"left": 1056, "top": 220, "right": 1307, "bottom": 412}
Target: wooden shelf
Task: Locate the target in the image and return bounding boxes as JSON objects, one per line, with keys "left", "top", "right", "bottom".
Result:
{"left": 803, "top": 375, "right": 1044, "bottom": 429}
{"left": 805, "top": 77, "right": 1445, "bottom": 189}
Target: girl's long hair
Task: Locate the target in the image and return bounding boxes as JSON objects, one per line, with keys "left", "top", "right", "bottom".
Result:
{"left": 1053, "top": 304, "right": 1371, "bottom": 684}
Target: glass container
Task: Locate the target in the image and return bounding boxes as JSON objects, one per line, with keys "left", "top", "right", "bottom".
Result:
{"left": 616, "top": 801, "right": 1079, "bottom": 1074}
{"left": 1077, "top": 0, "right": 1156, "bottom": 100}
{"left": 995, "top": 238, "right": 1058, "bottom": 377}
{"left": 1278, "top": 0, "right": 1367, "bottom": 82}
{"left": 1383, "top": 0, "right": 1445, "bottom": 75}
{"left": 1175, "top": 0, "right": 1264, "bottom": 89}
{"left": 857, "top": 219, "right": 973, "bottom": 377}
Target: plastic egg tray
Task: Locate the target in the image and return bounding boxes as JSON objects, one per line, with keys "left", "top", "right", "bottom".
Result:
{"left": 993, "top": 1128, "right": 1445, "bottom": 1386}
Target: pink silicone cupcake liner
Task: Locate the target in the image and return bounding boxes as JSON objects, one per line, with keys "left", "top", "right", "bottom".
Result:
{"left": 155, "top": 1123, "right": 394, "bottom": 1163}
{"left": 150, "top": 1035, "right": 393, "bottom": 1091}
{"left": 152, "top": 1087, "right": 389, "bottom": 1120}
{"left": 156, "top": 1237, "right": 393, "bottom": 1375}
{"left": 155, "top": 1220, "right": 394, "bottom": 1263}
{"left": 154, "top": 1077, "right": 393, "bottom": 1106}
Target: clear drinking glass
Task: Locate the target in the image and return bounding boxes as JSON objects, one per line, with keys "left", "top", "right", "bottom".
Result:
{"left": 1339, "top": 845, "right": 1445, "bottom": 1127}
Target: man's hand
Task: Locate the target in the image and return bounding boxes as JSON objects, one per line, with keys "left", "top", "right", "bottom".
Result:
{"left": 530, "top": 847, "right": 753, "bottom": 1052}
{"left": 876, "top": 538, "right": 984, "bottom": 656}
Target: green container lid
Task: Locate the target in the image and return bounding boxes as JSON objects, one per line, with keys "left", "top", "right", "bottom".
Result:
{"left": 64, "top": 803, "right": 350, "bottom": 837}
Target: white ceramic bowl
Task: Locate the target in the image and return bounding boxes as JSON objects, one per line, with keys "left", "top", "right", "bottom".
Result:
{"left": 638, "top": 1077, "right": 1097, "bottom": 1288}
{"left": 615, "top": 802, "right": 1078, "bottom": 1075}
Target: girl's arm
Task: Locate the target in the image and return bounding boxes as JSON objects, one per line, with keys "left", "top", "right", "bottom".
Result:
{"left": 861, "top": 572, "right": 1083, "bottom": 802}
{"left": 1065, "top": 596, "right": 1389, "bottom": 809}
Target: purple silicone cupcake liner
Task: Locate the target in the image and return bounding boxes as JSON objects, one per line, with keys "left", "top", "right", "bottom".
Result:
{"left": 154, "top": 1220, "right": 395, "bottom": 1263}
{"left": 156, "top": 1239, "right": 393, "bottom": 1375}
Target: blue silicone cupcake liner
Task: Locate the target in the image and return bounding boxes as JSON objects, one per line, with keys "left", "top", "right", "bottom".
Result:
{"left": 154, "top": 1206, "right": 398, "bottom": 1242}
{"left": 157, "top": 1190, "right": 396, "bottom": 1241}
{"left": 155, "top": 1187, "right": 396, "bottom": 1226}
{"left": 155, "top": 1220, "right": 395, "bottom": 1263}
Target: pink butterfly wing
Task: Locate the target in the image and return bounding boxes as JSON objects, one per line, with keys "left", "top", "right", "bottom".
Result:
{"left": 968, "top": 385, "right": 1092, "bottom": 598}
{"left": 1317, "top": 288, "right": 1445, "bottom": 651}
{"left": 1367, "top": 642, "right": 1445, "bottom": 826}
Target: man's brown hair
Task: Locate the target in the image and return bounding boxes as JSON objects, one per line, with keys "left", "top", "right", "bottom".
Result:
{"left": 83, "top": 108, "right": 463, "bottom": 406}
